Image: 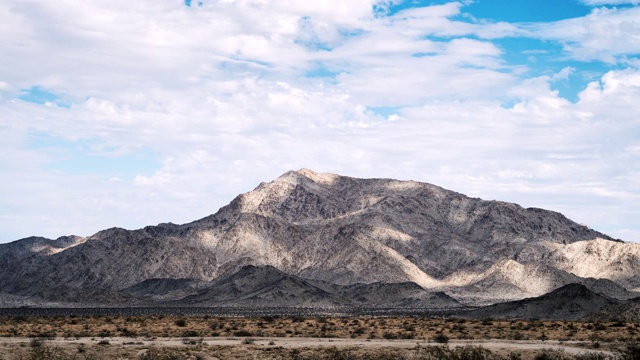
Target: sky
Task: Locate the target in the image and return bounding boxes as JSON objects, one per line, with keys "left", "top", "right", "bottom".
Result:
{"left": 1, "top": 0, "right": 639, "bottom": 243}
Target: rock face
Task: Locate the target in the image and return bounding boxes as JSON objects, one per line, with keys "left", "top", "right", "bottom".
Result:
{"left": 0, "top": 168, "right": 638, "bottom": 308}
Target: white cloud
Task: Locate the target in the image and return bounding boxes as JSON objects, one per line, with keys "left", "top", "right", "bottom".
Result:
{"left": 0, "top": 0, "right": 639, "bottom": 243}
{"left": 524, "top": 6, "right": 640, "bottom": 63}
{"left": 581, "top": 0, "right": 640, "bottom": 5}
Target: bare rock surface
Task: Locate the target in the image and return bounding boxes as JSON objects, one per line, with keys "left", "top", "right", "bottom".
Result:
{"left": 0, "top": 168, "right": 638, "bottom": 311}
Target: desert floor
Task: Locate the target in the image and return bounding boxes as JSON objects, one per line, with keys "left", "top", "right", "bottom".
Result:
{"left": 0, "top": 315, "right": 635, "bottom": 359}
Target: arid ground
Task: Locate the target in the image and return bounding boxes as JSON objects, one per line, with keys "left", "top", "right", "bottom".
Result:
{"left": 0, "top": 315, "right": 637, "bottom": 359}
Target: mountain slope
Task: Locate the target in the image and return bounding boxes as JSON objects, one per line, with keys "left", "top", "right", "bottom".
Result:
{"left": 169, "top": 265, "right": 462, "bottom": 308}
{"left": 0, "top": 168, "right": 637, "bottom": 307}
{"left": 465, "top": 284, "right": 621, "bottom": 320}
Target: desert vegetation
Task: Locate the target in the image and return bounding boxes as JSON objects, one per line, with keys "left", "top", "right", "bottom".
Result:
{"left": 0, "top": 315, "right": 639, "bottom": 359}
{"left": 0, "top": 315, "right": 638, "bottom": 342}
{"left": 1, "top": 340, "right": 639, "bottom": 360}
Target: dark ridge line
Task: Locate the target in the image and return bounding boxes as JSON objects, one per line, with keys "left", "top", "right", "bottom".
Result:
{"left": 0, "top": 306, "right": 474, "bottom": 318}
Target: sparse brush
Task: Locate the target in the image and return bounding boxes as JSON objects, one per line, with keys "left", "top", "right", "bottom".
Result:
{"left": 182, "top": 330, "right": 198, "bottom": 337}
{"left": 29, "top": 338, "right": 44, "bottom": 347}
{"left": 573, "top": 353, "right": 614, "bottom": 360}
{"left": 138, "top": 348, "right": 184, "bottom": 360}
{"left": 28, "top": 345, "right": 69, "bottom": 360}
{"left": 617, "top": 341, "right": 640, "bottom": 360}
{"left": 234, "top": 329, "right": 252, "bottom": 337}
{"left": 533, "top": 349, "right": 571, "bottom": 360}
{"left": 433, "top": 332, "right": 449, "bottom": 344}
{"left": 415, "top": 345, "right": 511, "bottom": 360}
{"left": 323, "top": 347, "right": 357, "bottom": 360}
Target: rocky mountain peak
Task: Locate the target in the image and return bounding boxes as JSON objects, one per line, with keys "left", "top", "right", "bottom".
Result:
{"left": 0, "top": 169, "right": 637, "bottom": 308}
{"left": 277, "top": 168, "right": 340, "bottom": 185}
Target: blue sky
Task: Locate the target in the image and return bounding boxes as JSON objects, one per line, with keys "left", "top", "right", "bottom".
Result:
{"left": 1, "top": 0, "right": 639, "bottom": 243}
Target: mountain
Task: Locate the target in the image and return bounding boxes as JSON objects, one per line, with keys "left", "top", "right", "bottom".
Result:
{"left": 465, "top": 283, "right": 621, "bottom": 320}
{"left": 166, "top": 265, "right": 462, "bottom": 308}
{"left": 585, "top": 302, "right": 640, "bottom": 323}
{"left": 0, "top": 168, "right": 638, "bottom": 308}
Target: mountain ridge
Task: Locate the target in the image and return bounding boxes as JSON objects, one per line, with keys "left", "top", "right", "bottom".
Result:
{"left": 0, "top": 168, "right": 637, "bottom": 309}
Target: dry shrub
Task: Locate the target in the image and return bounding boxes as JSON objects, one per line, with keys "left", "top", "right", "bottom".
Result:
{"left": 138, "top": 347, "right": 185, "bottom": 360}
{"left": 28, "top": 345, "right": 69, "bottom": 360}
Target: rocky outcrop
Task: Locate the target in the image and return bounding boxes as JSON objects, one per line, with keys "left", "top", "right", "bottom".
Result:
{"left": 0, "top": 169, "right": 637, "bottom": 308}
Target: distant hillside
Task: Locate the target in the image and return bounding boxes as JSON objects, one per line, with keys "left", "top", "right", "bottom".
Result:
{"left": 168, "top": 265, "right": 462, "bottom": 308}
{"left": 0, "top": 169, "right": 637, "bottom": 311}
{"left": 465, "top": 284, "right": 620, "bottom": 320}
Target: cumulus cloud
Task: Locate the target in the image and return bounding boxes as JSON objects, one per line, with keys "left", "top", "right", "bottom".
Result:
{"left": 0, "top": 0, "right": 639, "bottom": 242}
